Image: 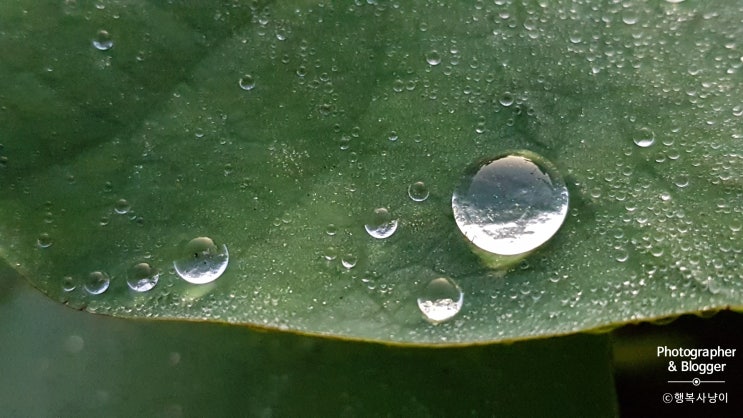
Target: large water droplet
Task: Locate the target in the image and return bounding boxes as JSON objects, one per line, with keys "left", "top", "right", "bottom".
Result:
{"left": 173, "top": 237, "right": 229, "bottom": 284}
{"left": 417, "top": 277, "right": 463, "bottom": 324}
{"left": 84, "top": 271, "right": 110, "bottom": 295}
{"left": 92, "top": 29, "right": 113, "bottom": 51}
{"left": 364, "top": 208, "right": 398, "bottom": 239}
{"left": 407, "top": 181, "right": 430, "bottom": 202}
{"left": 452, "top": 151, "right": 569, "bottom": 256}
{"left": 127, "top": 262, "right": 159, "bottom": 292}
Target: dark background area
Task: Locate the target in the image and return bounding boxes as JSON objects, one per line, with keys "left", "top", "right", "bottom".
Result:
{"left": 613, "top": 310, "right": 742, "bottom": 417}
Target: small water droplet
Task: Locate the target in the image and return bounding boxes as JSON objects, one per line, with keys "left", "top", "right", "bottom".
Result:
{"left": 388, "top": 131, "right": 399, "bottom": 142}
{"left": 633, "top": 127, "right": 655, "bottom": 148}
{"left": 417, "top": 277, "right": 463, "bottom": 324}
{"left": 673, "top": 174, "right": 689, "bottom": 188}
{"left": 84, "top": 271, "right": 110, "bottom": 295}
{"left": 407, "top": 181, "right": 430, "bottom": 202}
{"left": 37, "top": 233, "right": 53, "bottom": 248}
{"left": 173, "top": 237, "right": 229, "bottom": 284}
{"left": 339, "top": 135, "right": 351, "bottom": 150}
{"left": 92, "top": 29, "right": 113, "bottom": 50}
{"left": 341, "top": 254, "right": 358, "bottom": 269}
{"left": 364, "top": 208, "right": 398, "bottom": 239}
{"left": 452, "top": 151, "right": 569, "bottom": 256}
{"left": 238, "top": 74, "right": 256, "bottom": 91}
{"left": 127, "top": 262, "right": 159, "bottom": 292}
{"left": 62, "top": 276, "right": 76, "bottom": 292}
{"left": 425, "top": 50, "right": 441, "bottom": 66}
{"left": 114, "top": 198, "right": 130, "bottom": 214}
{"left": 325, "top": 224, "right": 338, "bottom": 236}
{"left": 323, "top": 246, "right": 338, "bottom": 261}
{"left": 498, "top": 92, "right": 514, "bottom": 107}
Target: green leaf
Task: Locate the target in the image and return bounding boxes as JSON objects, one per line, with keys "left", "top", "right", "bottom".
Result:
{"left": 0, "top": 0, "right": 741, "bottom": 345}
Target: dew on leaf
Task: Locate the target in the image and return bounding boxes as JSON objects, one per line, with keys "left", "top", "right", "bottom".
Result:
{"left": 633, "top": 127, "right": 655, "bottom": 148}
{"left": 417, "top": 277, "right": 463, "bottom": 324}
{"left": 364, "top": 207, "right": 398, "bottom": 239}
{"left": 238, "top": 74, "right": 256, "bottom": 91}
{"left": 341, "top": 254, "right": 358, "bottom": 269}
{"left": 425, "top": 50, "right": 442, "bottom": 66}
{"left": 62, "top": 276, "right": 76, "bottom": 292}
{"left": 407, "top": 181, "right": 430, "bottom": 202}
{"left": 84, "top": 271, "right": 110, "bottom": 295}
{"left": 92, "top": 30, "right": 113, "bottom": 50}
{"left": 36, "top": 233, "right": 53, "bottom": 248}
{"left": 127, "top": 262, "right": 159, "bottom": 292}
{"left": 114, "top": 198, "right": 131, "bottom": 214}
{"left": 173, "top": 237, "right": 229, "bottom": 284}
{"left": 452, "top": 151, "right": 569, "bottom": 256}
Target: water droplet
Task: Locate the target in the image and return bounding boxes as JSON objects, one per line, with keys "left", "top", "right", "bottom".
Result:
{"left": 452, "top": 151, "right": 569, "bottom": 256}
{"left": 84, "top": 271, "right": 110, "bottom": 295}
{"left": 173, "top": 237, "right": 229, "bottom": 284}
{"left": 498, "top": 92, "right": 514, "bottom": 107}
{"left": 417, "top": 277, "right": 463, "bottom": 324}
{"left": 238, "top": 74, "right": 256, "bottom": 91}
{"left": 425, "top": 50, "right": 441, "bottom": 66}
{"left": 341, "top": 254, "right": 358, "bottom": 269}
{"left": 673, "top": 173, "right": 689, "bottom": 188}
{"left": 407, "top": 181, "right": 430, "bottom": 202}
{"left": 37, "top": 233, "right": 53, "bottom": 248}
{"left": 114, "top": 198, "right": 130, "bottom": 214}
{"left": 633, "top": 127, "right": 655, "bottom": 148}
{"left": 323, "top": 246, "right": 338, "bottom": 261}
{"left": 62, "top": 276, "right": 76, "bottom": 292}
{"left": 92, "top": 29, "right": 113, "bottom": 51}
{"left": 388, "top": 131, "right": 399, "bottom": 142}
{"left": 364, "top": 208, "right": 398, "bottom": 239}
{"left": 325, "top": 224, "right": 338, "bottom": 236}
{"left": 127, "top": 262, "right": 159, "bottom": 292}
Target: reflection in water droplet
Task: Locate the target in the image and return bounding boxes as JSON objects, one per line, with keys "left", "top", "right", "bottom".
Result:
{"left": 407, "top": 181, "right": 430, "bottom": 202}
{"left": 62, "top": 276, "right": 76, "bottom": 292}
{"left": 417, "top": 277, "right": 463, "bottom": 324}
{"left": 114, "top": 198, "right": 131, "bottom": 214}
{"left": 633, "top": 127, "right": 655, "bottom": 148}
{"left": 85, "top": 271, "right": 110, "bottom": 295}
{"left": 127, "top": 262, "right": 159, "bottom": 292}
{"left": 364, "top": 208, "right": 398, "bottom": 239}
{"left": 452, "top": 151, "right": 569, "bottom": 256}
{"left": 37, "top": 233, "right": 53, "bottom": 248}
{"left": 238, "top": 74, "right": 256, "bottom": 91}
{"left": 92, "top": 29, "right": 113, "bottom": 50}
{"left": 173, "top": 237, "right": 229, "bottom": 284}
{"left": 425, "top": 50, "right": 441, "bottom": 66}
